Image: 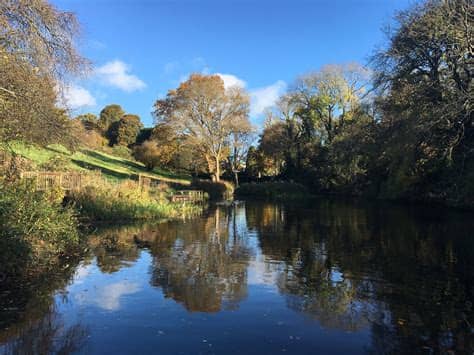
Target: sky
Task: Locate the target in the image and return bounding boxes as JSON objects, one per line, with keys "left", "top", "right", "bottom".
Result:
{"left": 53, "top": 0, "right": 415, "bottom": 127}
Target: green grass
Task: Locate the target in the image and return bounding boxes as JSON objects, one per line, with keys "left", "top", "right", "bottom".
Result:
{"left": 9, "top": 141, "right": 191, "bottom": 185}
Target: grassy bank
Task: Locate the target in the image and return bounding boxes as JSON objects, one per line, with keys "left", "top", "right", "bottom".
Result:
{"left": 8, "top": 141, "right": 191, "bottom": 185}
{"left": 0, "top": 142, "right": 204, "bottom": 279}
{"left": 235, "top": 182, "right": 312, "bottom": 200}
{"left": 70, "top": 180, "right": 201, "bottom": 221}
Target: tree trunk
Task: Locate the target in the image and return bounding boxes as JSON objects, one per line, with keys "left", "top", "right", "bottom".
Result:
{"left": 214, "top": 156, "right": 221, "bottom": 182}
{"left": 233, "top": 170, "right": 239, "bottom": 187}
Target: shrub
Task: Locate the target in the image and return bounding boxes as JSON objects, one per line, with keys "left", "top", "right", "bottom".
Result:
{"left": 0, "top": 180, "right": 80, "bottom": 277}
{"left": 235, "top": 181, "right": 311, "bottom": 200}
{"left": 191, "top": 178, "right": 234, "bottom": 200}
{"left": 39, "top": 155, "right": 71, "bottom": 171}
{"left": 133, "top": 141, "right": 162, "bottom": 170}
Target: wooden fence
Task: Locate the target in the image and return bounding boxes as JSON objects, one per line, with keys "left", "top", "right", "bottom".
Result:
{"left": 170, "top": 190, "right": 207, "bottom": 203}
{"left": 20, "top": 170, "right": 101, "bottom": 191}
{"left": 19, "top": 171, "right": 206, "bottom": 203}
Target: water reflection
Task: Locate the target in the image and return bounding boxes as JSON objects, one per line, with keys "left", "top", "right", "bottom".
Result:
{"left": 0, "top": 308, "right": 88, "bottom": 355}
{"left": 245, "top": 200, "right": 474, "bottom": 353}
{"left": 0, "top": 199, "right": 473, "bottom": 354}
{"left": 0, "top": 261, "right": 88, "bottom": 354}
{"left": 149, "top": 206, "right": 251, "bottom": 312}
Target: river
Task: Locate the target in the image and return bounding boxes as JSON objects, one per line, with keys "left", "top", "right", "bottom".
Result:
{"left": 1, "top": 199, "right": 473, "bottom": 354}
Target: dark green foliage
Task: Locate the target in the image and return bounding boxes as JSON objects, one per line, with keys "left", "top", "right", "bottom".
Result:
{"left": 235, "top": 182, "right": 311, "bottom": 200}
{"left": 371, "top": 0, "right": 473, "bottom": 205}
{"left": 136, "top": 128, "right": 154, "bottom": 145}
{"left": 98, "top": 104, "right": 125, "bottom": 136}
{"left": 0, "top": 181, "right": 80, "bottom": 277}
{"left": 108, "top": 114, "right": 143, "bottom": 147}
{"left": 249, "top": 0, "right": 473, "bottom": 208}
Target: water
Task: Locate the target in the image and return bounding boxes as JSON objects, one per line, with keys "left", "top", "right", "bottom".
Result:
{"left": 1, "top": 199, "right": 473, "bottom": 354}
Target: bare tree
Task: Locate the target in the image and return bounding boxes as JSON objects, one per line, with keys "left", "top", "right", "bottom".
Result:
{"left": 227, "top": 130, "right": 256, "bottom": 186}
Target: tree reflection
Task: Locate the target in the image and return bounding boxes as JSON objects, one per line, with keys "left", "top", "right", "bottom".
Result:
{"left": 245, "top": 200, "right": 474, "bottom": 353}
{"left": 0, "top": 258, "right": 88, "bottom": 354}
{"left": 149, "top": 205, "right": 251, "bottom": 312}
{"left": 0, "top": 307, "right": 88, "bottom": 355}
{"left": 87, "top": 225, "right": 144, "bottom": 273}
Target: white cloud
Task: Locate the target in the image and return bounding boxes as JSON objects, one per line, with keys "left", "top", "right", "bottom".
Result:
{"left": 75, "top": 281, "right": 141, "bottom": 311}
{"left": 250, "top": 80, "right": 287, "bottom": 116}
{"left": 215, "top": 73, "right": 247, "bottom": 89}
{"left": 96, "top": 60, "right": 146, "bottom": 92}
{"left": 62, "top": 84, "right": 96, "bottom": 109}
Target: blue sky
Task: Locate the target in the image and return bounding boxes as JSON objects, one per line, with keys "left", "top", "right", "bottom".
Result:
{"left": 54, "top": 0, "right": 414, "bottom": 127}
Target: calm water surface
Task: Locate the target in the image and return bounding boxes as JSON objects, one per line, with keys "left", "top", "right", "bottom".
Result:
{"left": 1, "top": 199, "right": 473, "bottom": 354}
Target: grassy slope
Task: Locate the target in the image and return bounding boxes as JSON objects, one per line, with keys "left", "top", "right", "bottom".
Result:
{"left": 10, "top": 142, "right": 191, "bottom": 186}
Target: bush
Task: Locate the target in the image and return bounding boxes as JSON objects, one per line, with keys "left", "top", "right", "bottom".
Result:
{"left": 235, "top": 182, "right": 311, "bottom": 200}
{"left": 133, "top": 141, "right": 162, "bottom": 170}
{"left": 0, "top": 180, "right": 80, "bottom": 277}
{"left": 191, "top": 179, "right": 234, "bottom": 200}
{"left": 70, "top": 179, "right": 200, "bottom": 221}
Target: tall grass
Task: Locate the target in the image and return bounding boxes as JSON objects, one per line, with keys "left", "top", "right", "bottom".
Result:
{"left": 70, "top": 179, "right": 201, "bottom": 221}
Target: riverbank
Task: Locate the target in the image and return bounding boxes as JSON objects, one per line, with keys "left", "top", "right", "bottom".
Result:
{"left": 235, "top": 182, "right": 313, "bottom": 200}
{"left": 0, "top": 176, "right": 204, "bottom": 281}
{"left": 235, "top": 181, "right": 474, "bottom": 210}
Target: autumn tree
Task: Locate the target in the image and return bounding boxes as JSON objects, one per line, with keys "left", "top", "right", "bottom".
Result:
{"left": 75, "top": 113, "right": 99, "bottom": 131}
{"left": 0, "top": 0, "right": 86, "bottom": 146}
{"left": 154, "top": 74, "right": 251, "bottom": 182}
{"left": 133, "top": 141, "right": 162, "bottom": 171}
{"left": 108, "top": 114, "right": 142, "bottom": 147}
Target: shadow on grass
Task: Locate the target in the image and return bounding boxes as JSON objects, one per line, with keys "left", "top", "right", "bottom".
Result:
{"left": 45, "top": 145, "right": 72, "bottom": 156}
{"left": 83, "top": 149, "right": 190, "bottom": 182}
{"left": 81, "top": 150, "right": 144, "bottom": 171}
{"left": 72, "top": 159, "right": 134, "bottom": 181}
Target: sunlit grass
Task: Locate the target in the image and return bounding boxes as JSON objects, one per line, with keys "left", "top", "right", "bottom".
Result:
{"left": 9, "top": 141, "right": 191, "bottom": 185}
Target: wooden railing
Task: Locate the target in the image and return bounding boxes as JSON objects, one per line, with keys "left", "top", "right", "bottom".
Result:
{"left": 20, "top": 170, "right": 101, "bottom": 191}
{"left": 170, "top": 190, "right": 207, "bottom": 203}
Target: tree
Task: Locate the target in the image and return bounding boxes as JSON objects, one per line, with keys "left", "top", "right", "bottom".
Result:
{"left": 0, "top": 0, "right": 86, "bottom": 146}
{"left": 372, "top": 0, "right": 473, "bottom": 201}
{"left": 98, "top": 104, "right": 125, "bottom": 135}
{"left": 259, "top": 120, "right": 288, "bottom": 176}
{"left": 75, "top": 113, "right": 99, "bottom": 131}
{"left": 0, "top": 52, "right": 75, "bottom": 146}
{"left": 0, "top": 0, "right": 85, "bottom": 80}
{"left": 133, "top": 141, "right": 162, "bottom": 171}
{"left": 227, "top": 130, "right": 255, "bottom": 186}
{"left": 291, "top": 63, "right": 371, "bottom": 144}
{"left": 154, "top": 74, "right": 251, "bottom": 181}
{"left": 108, "top": 114, "right": 142, "bottom": 147}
